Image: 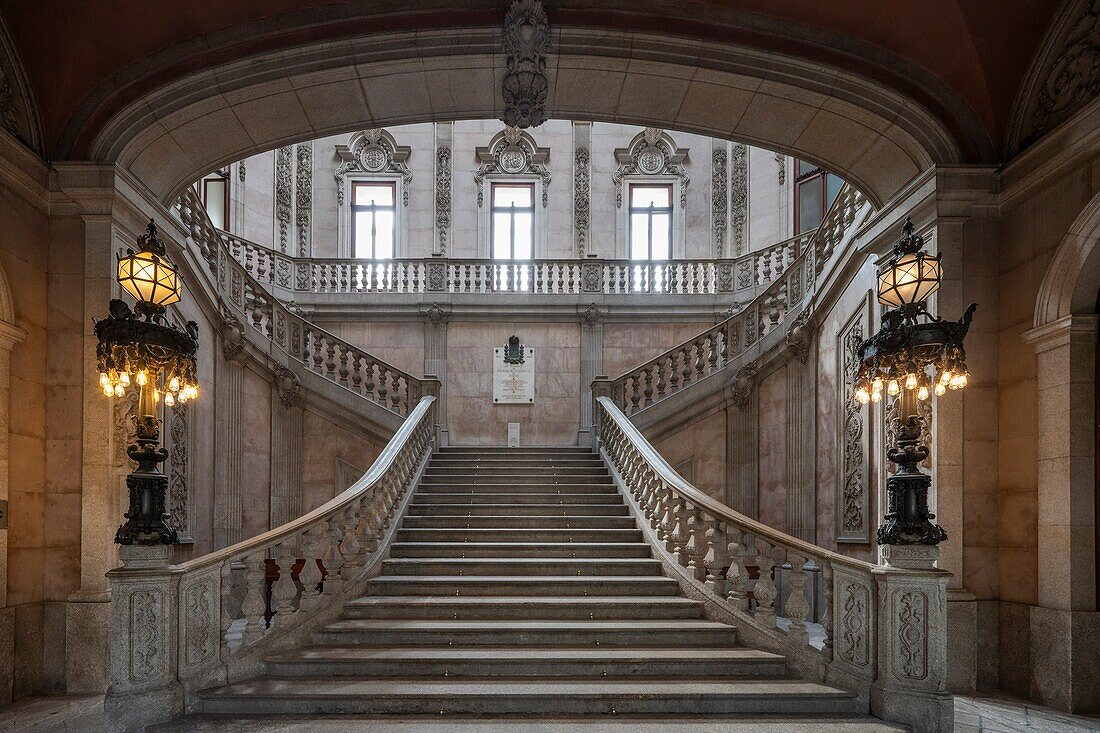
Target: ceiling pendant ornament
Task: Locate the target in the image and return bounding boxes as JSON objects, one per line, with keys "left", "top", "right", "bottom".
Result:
{"left": 474, "top": 126, "right": 551, "bottom": 207}
{"left": 501, "top": 0, "right": 551, "bottom": 129}
{"left": 334, "top": 129, "right": 412, "bottom": 206}
{"left": 613, "top": 128, "right": 690, "bottom": 209}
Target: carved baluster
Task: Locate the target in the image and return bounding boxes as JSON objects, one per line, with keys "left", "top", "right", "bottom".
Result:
{"left": 244, "top": 246, "right": 254, "bottom": 280}
{"left": 642, "top": 365, "right": 655, "bottom": 406}
{"left": 311, "top": 332, "right": 324, "bottom": 374}
{"left": 336, "top": 345, "right": 350, "bottom": 387}
{"left": 629, "top": 376, "right": 642, "bottom": 414}
{"left": 377, "top": 366, "right": 389, "bottom": 404}
{"left": 363, "top": 360, "right": 377, "bottom": 401}
{"left": 684, "top": 504, "right": 705, "bottom": 580}
{"left": 339, "top": 505, "right": 361, "bottom": 581}
{"left": 667, "top": 495, "right": 685, "bottom": 560}
{"left": 391, "top": 373, "right": 403, "bottom": 413}
{"left": 726, "top": 532, "right": 752, "bottom": 611}
{"left": 785, "top": 551, "right": 810, "bottom": 649}
{"left": 820, "top": 560, "right": 834, "bottom": 665}
{"left": 324, "top": 514, "right": 346, "bottom": 596}
{"left": 324, "top": 341, "right": 337, "bottom": 380}
{"left": 681, "top": 345, "right": 694, "bottom": 386}
{"left": 655, "top": 358, "right": 667, "bottom": 401}
{"left": 241, "top": 552, "right": 268, "bottom": 644}
{"left": 350, "top": 353, "right": 363, "bottom": 396}
{"left": 271, "top": 542, "right": 299, "bottom": 629}
{"left": 298, "top": 527, "right": 324, "bottom": 613}
{"left": 356, "top": 498, "right": 379, "bottom": 559}
{"left": 703, "top": 518, "right": 730, "bottom": 594}
{"left": 753, "top": 540, "right": 778, "bottom": 628}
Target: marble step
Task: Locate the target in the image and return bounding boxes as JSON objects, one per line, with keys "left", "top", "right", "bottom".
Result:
{"left": 199, "top": 677, "right": 861, "bottom": 716}
{"left": 424, "top": 467, "right": 611, "bottom": 477}
{"left": 394, "top": 528, "right": 644, "bottom": 543}
{"left": 362, "top": 576, "right": 681, "bottom": 597}
{"left": 429, "top": 459, "right": 606, "bottom": 468}
{"left": 400, "top": 515, "right": 637, "bottom": 529}
{"left": 419, "top": 475, "right": 613, "bottom": 485}
{"left": 313, "top": 619, "right": 740, "bottom": 647}
{"left": 411, "top": 492, "right": 624, "bottom": 505}
{"left": 265, "top": 645, "right": 788, "bottom": 678}
{"left": 438, "top": 447, "right": 596, "bottom": 455}
{"left": 417, "top": 483, "right": 619, "bottom": 494}
{"left": 341, "top": 595, "right": 703, "bottom": 620}
{"left": 379, "top": 557, "right": 663, "bottom": 577}
{"left": 406, "top": 503, "right": 629, "bottom": 517}
{"left": 388, "top": 542, "right": 652, "bottom": 559}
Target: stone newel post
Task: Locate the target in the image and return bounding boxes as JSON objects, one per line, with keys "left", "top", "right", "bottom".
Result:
{"left": 104, "top": 545, "right": 183, "bottom": 733}
{"left": 420, "top": 374, "right": 442, "bottom": 444}
{"left": 590, "top": 376, "right": 612, "bottom": 445}
{"left": 871, "top": 545, "right": 953, "bottom": 733}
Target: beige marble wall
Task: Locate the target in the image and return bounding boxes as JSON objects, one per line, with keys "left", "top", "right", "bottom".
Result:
{"left": 757, "top": 366, "right": 788, "bottom": 530}
{"left": 602, "top": 322, "right": 712, "bottom": 380}
{"left": 652, "top": 409, "right": 727, "bottom": 502}
{"left": 239, "top": 367, "right": 272, "bottom": 541}
{"left": 300, "top": 410, "right": 384, "bottom": 513}
{"left": 324, "top": 322, "right": 424, "bottom": 375}
{"left": 447, "top": 322, "right": 579, "bottom": 446}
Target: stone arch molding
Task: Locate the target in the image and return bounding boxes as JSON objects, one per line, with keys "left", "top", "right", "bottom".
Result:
{"left": 90, "top": 28, "right": 956, "bottom": 210}
{"left": 1033, "top": 189, "right": 1100, "bottom": 328}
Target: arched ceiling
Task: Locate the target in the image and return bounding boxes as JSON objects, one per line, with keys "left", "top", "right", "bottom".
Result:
{"left": 0, "top": 0, "right": 1065, "bottom": 203}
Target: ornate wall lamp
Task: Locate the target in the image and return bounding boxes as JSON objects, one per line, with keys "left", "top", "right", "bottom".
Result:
{"left": 852, "top": 217, "right": 976, "bottom": 546}
{"left": 96, "top": 220, "right": 199, "bottom": 545}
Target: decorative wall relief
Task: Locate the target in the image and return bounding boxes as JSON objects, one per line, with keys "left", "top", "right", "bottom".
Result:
{"left": 435, "top": 146, "right": 452, "bottom": 255}
{"left": 574, "top": 146, "right": 591, "bottom": 257}
{"left": 895, "top": 589, "right": 930, "bottom": 681}
{"left": 501, "top": 0, "right": 551, "bottom": 128}
{"left": 729, "top": 361, "right": 758, "bottom": 411}
{"left": 334, "top": 129, "right": 412, "bottom": 206}
{"left": 274, "top": 146, "right": 293, "bottom": 253}
{"left": 1011, "top": 0, "right": 1100, "bottom": 151}
{"left": 0, "top": 17, "right": 42, "bottom": 152}
{"left": 475, "top": 127, "right": 551, "bottom": 207}
{"left": 730, "top": 143, "right": 748, "bottom": 255}
{"left": 167, "top": 401, "right": 191, "bottom": 542}
{"left": 775, "top": 153, "right": 786, "bottom": 185}
{"left": 295, "top": 143, "right": 313, "bottom": 257}
{"left": 837, "top": 294, "right": 872, "bottom": 543}
{"left": 711, "top": 147, "right": 728, "bottom": 258}
{"left": 273, "top": 364, "right": 302, "bottom": 408}
{"left": 613, "top": 128, "right": 689, "bottom": 208}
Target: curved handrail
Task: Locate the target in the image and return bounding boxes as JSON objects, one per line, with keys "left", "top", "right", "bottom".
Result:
{"left": 176, "top": 187, "right": 424, "bottom": 416}
{"left": 609, "top": 184, "right": 868, "bottom": 415}
{"left": 222, "top": 228, "right": 816, "bottom": 297}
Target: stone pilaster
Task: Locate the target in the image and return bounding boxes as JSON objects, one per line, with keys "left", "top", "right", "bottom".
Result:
{"left": 573, "top": 122, "right": 591, "bottom": 258}
{"left": 785, "top": 349, "right": 815, "bottom": 541}
{"left": 269, "top": 367, "right": 303, "bottom": 529}
{"left": 434, "top": 122, "right": 453, "bottom": 256}
{"left": 578, "top": 305, "right": 603, "bottom": 446}
{"left": 726, "top": 388, "right": 759, "bottom": 518}
{"left": 216, "top": 316, "right": 246, "bottom": 548}
{"left": 423, "top": 304, "right": 449, "bottom": 445}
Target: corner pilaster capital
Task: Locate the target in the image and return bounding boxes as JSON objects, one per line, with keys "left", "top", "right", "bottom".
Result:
{"left": 1023, "top": 313, "right": 1099, "bottom": 353}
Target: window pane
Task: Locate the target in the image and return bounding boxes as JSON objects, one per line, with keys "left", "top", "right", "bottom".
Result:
{"left": 796, "top": 159, "right": 820, "bottom": 178}
{"left": 826, "top": 173, "right": 843, "bottom": 208}
{"left": 630, "top": 185, "right": 671, "bottom": 208}
{"left": 492, "top": 184, "right": 533, "bottom": 207}
{"left": 513, "top": 214, "right": 533, "bottom": 259}
{"left": 374, "top": 211, "right": 394, "bottom": 258}
{"left": 492, "top": 213, "right": 512, "bottom": 258}
{"left": 354, "top": 183, "right": 394, "bottom": 206}
{"left": 797, "top": 179, "right": 824, "bottom": 234}
{"left": 630, "top": 213, "right": 650, "bottom": 259}
{"left": 204, "top": 179, "right": 227, "bottom": 229}
{"left": 354, "top": 211, "right": 373, "bottom": 257}
{"left": 651, "top": 213, "right": 671, "bottom": 259}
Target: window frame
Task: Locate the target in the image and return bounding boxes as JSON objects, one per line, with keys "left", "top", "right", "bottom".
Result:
{"left": 489, "top": 181, "right": 537, "bottom": 260}
{"left": 627, "top": 182, "right": 674, "bottom": 261}
{"left": 349, "top": 180, "right": 398, "bottom": 260}
{"left": 201, "top": 170, "right": 231, "bottom": 230}
{"left": 793, "top": 162, "right": 841, "bottom": 238}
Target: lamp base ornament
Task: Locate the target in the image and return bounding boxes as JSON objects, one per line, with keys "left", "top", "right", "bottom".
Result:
{"left": 116, "top": 471, "right": 178, "bottom": 546}
{"left": 876, "top": 414, "right": 948, "bottom": 546}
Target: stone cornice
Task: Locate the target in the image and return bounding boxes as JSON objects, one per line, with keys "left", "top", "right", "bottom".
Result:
{"left": 1022, "top": 313, "right": 1099, "bottom": 352}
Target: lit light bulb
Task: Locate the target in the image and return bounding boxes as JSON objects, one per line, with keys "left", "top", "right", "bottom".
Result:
{"left": 120, "top": 372, "right": 130, "bottom": 386}
{"left": 153, "top": 388, "right": 160, "bottom": 403}
{"left": 136, "top": 370, "right": 148, "bottom": 386}
{"left": 939, "top": 370, "right": 952, "bottom": 385}
{"left": 934, "top": 383, "right": 947, "bottom": 397}
{"left": 871, "top": 378, "right": 883, "bottom": 395}
{"left": 168, "top": 376, "right": 180, "bottom": 393}
{"left": 957, "top": 373, "right": 968, "bottom": 388}
{"left": 187, "top": 385, "right": 198, "bottom": 399}
{"left": 886, "top": 380, "right": 900, "bottom": 397}
{"left": 917, "top": 385, "right": 930, "bottom": 401}
{"left": 99, "top": 373, "right": 110, "bottom": 389}
{"left": 102, "top": 384, "right": 113, "bottom": 397}
{"left": 164, "top": 392, "right": 175, "bottom": 407}
{"left": 905, "top": 373, "right": 918, "bottom": 390}
{"left": 113, "top": 383, "right": 124, "bottom": 397}
{"left": 870, "top": 390, "right": 882, "bottom": 403}
{"left": 178, "top": 393, "right": 188, "bottom": 404}
{"left": 855, "top": 388, "right": 870, "bottom": 405}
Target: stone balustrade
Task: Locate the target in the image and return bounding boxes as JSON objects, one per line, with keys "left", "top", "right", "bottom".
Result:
{"left": 221, "top": 230, "right": 815, "bottom": 297}
{"left": 610, "top": 184, "right": 868, "bottom": 415}
{"left": 591, "top": 392, "right": 952, "bottom": 733}
{"left": 176, "top": 187, "right": 424, "bottom": 416}
{"left": 104, "top": 391, "right": 440, "bottom": 732}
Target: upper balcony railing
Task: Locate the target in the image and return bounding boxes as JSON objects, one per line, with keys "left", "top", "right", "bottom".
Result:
{"left": 609, "top": 184, "right": 869, "bottom": 416}
{"left": 175, "top": 187, "right": 424, "bottom": 417}
{"left": 221, "top": 230, "right": 817, "bottom": 298}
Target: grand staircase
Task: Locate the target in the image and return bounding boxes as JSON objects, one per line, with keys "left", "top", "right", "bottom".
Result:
{"left": 195, "top": 446, "right": 886, "bottom": 722}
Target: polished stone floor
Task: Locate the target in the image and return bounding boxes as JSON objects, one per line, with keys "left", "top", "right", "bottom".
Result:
{"left": 0, "top": 693, "right": 1097, "bottom": 732}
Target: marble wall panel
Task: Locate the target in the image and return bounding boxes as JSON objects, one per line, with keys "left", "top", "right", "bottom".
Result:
{"left": 601, "top": 322, "right": 711, "bottom": 379}
{"left": 325, "top": 321, "right": 425, "bottom": 375}
{"left": 239, "top": 367, "right": 272, "bottom": 540}
{"left": 299, "top": 409, "right": 384, "bottom": 512}
{"left": 757, "top": 365, "right": 788, "bottom": 531}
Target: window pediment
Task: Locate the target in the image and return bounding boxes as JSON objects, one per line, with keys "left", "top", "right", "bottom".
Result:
{"left": 613, "top": 128, "right": 689, "bottom": 208}
{"left": 475, "top": 126, "right": 551, "bottom": 207}
{"left": 334, "top": 129, "right": 412, "bottom": 206}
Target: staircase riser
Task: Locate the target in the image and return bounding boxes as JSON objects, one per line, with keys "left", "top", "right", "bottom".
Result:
{"left": 413, "top": 494, "right": 622, "bottom": 504}
{"left": 388, "top": 543, "right": 652, "bottom": 558}
{"left": 267, "top": 658, "right": 787, "bottom": 678}
{"left": 313, "top": 629, "right": 740, "bottom": 647}
{"left": 420, "top": 476, "right": 613, "bottom": 485}
{"left": 429, "top": 460, "right": 606, "bottom": 468}
{"left": 395, "top": 529, "right": 643, "bottom": 542}
{"left": 201, "top": 695, "right": 861, "bottom": 717}
{"left": 418, "top": 485, "right": 619, "bottom": 494}
{"left": 424, "top": 470, "right": 610, "bottom": 478}
{"left": 363, "top": 581, "right": 680, "bottom": 597}
{"left": 341, "top": 602, "right": 702, "bottom": 620}
{"left": 407, "top": 505, "right": 628, "bottom": 517}
{"left": 380, "top": 560, "right": 663, "bottom": 576}
{"left": 438, "top": 448, "right": 596, "bottom": 454}
{"left": 401, "top": 517, "right": 637, "bottom": 529}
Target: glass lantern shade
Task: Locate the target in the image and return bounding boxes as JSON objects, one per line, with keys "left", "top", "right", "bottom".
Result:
{"left": 117, "top": 250, "right": 182, "bottom": 308}
{"left": 877, "top": 251, "right": 942, "bottom": 308}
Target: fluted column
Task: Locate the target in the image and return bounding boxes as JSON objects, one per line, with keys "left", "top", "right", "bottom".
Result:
{"left": 216, "top": 316, "right": 246, "bottom": 548}
{"left": 270, "top": 366, "right": 303, "bottom": 529}
{"left": 578, "top": 305, "right": 604, "bottom": 446}
{"left": 785, "top": 348, "right": 816, "bottom": 541}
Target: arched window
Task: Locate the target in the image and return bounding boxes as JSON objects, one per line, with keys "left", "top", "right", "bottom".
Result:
{"left": 334, "top": 129, "right": 411, "bottom": 257}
